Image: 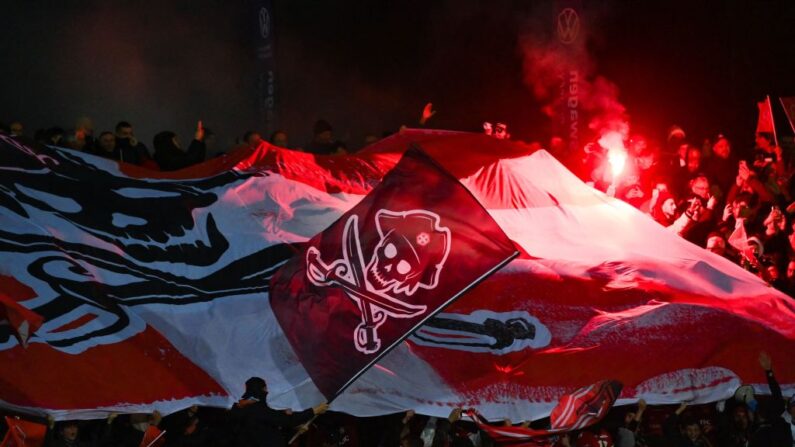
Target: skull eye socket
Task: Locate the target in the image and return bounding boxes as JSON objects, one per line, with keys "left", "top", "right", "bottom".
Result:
{"left": 384, "top": 243, "right": 397, "bottom": 259}
{"left": 396, "top": 260, "right": 411, "bottom": 275}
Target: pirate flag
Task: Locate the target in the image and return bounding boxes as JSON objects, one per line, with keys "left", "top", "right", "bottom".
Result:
{"left": 270, "top": 146, "right": 519, "bottom": 399}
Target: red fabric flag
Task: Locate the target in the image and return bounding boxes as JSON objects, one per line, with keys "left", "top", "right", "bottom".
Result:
{"left": 549, "top": 380, "right": 622, "bottom": 430}
{"left": 2, "top": 130, "right": 795, "bottom": 420}
{"left": 0, "top": 417, "right": 46, "bottom": 447}
{"left": 466, "top": 414, "right": 556, "bottom": 447}
{"left": 468, "top": 380, "right": 622, "bottom": 446}
{"left": 756, "top": 96, "right": 776, "bottom": 135}
{"left": 138, "top": 426, "right": 165, "bottom": 447}
{"left": 728, "top": 219, "right": 757, "bottom": 263}
{"left": 269, "top": 146, "right": 518, "bottom": 399}
{"left": 779, "top": 96, "right": 795, "bottom": 134}
{"left": 0, "top": 276, "right": 43, "bottom": 348}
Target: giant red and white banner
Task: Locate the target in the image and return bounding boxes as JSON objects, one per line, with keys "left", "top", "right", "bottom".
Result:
{"left": 0, "top": 130, "right": 793, "bottom": 422}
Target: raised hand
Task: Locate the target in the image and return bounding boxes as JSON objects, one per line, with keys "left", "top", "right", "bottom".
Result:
{"left": 420, "top": 102, "right": 436, "bottom": 125}
{"left": 675, "top": 402, "right": 688, "bottom": 415}
{"left": 759, "top": 351, "right": 772, "bottom": 371}
{"left": 686, "top": 198, "right": 703, "bottom": 220}
{"left": 312, "top": 402, "right": 330, "bottom": 415}
{"left": 195, "top": 120, "right": 205, "bottom": 142}
{"left": 448, "top": 407, "right": 463, "bottom": 423}
{"left": 738, "top": 161, "right": 751, "bottom": 183}
{"left": 723, "top": 203, "right": 733, "bottom": 222}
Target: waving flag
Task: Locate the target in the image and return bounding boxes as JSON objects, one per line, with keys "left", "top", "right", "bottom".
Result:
{"left": 0, "top": 416, "right": 46, "bottom": 447}
{"left": 549, "top": 380, "right": 622, "bottom": 430}
{"left": 468, "top": 380, "right": 621, "bottom": 446}
{"left": 0, "top": 130, "right": 793, "bottom": 423}
{"left": 756, "top": 95, "right": 778, "bottom": 144}
{"left": 138, "top": 426, "right": 165, "bottom": 447}
{"left": 270, "top": 147, "right": 518, "bottom": 398}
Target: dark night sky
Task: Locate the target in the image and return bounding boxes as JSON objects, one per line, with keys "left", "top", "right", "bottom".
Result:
{"left": 2, "top": 1, "right": 795, "bottom": 152}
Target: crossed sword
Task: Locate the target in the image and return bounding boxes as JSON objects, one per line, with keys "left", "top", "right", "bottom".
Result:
{"left": 306, "top": 216, "right": 426, "bottom": 354}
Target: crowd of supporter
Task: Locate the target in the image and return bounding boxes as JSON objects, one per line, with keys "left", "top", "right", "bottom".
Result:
{"left": 0, "top": 115, "right": 351, "bottom": 173}
{"left": 546, "top": 123, "right": 795, "bottom": 298}
{"left": 2, "top": 107, "right": 795, "bottom": 446}
{"left": 0, "top": 353, "right": 793, "bottom": 446}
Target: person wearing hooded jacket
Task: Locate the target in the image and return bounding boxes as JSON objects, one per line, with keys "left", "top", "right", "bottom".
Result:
{"left": 43, "top": 420, "right": 92, "bottom": 447}
{"left": 650, "top": 188, "right": 678, "bottom": 227}
{"left": 749, "top": 352, "right": 793, "bottom": 447}
{"left": 152, "top": 121, "right": 207, "bottom": 172}
{"left": 229, "top": 376, "right": 328, "bottom": 447}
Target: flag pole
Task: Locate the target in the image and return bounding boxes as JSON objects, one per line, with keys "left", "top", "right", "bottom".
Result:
{"left": 767, "top": 95, "right": 779, "bottom": 147}
{"left": 288, "top": 415, "right": 317, "bottom": 444}
{"left": 144, "top": 430, "right": 166, "bottom": 447}
{"left": 329, "top": 250, "right": 519, "bottom": 401}
{"left": 779, "top": 97, "right": 795, "bottom": 134}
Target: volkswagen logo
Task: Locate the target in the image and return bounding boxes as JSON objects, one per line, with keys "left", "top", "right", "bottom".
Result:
{"left": 556, "top": 7, "right": 580, "bottom": 45}
{"left": 259, "top": 7, "right": 271, "bottom": 39}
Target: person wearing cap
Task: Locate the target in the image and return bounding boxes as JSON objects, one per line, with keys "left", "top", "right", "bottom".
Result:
{"left": 230, "top": 377, "right": 329, "bottom": 447}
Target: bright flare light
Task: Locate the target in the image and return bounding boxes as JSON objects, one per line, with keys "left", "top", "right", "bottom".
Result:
{"left": 599, "top": 131, "right": 628, "bottom": 181}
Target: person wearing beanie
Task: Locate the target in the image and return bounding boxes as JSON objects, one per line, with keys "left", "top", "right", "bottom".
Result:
{"left": 152, "top": 121, "right": 207, "bottom": 171}
{"left": 305, "top": 119, "right": 343, "bottom": 155}
{"left": 230, "top": 377, "right": 329, "bottom": 447}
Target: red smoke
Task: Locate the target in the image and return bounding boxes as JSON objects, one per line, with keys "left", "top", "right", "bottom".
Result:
{"left": 518, "top": 6, "right": 629, "bottom": 146}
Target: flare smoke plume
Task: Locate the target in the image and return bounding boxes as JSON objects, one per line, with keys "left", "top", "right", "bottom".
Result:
{"left": 518, "top": 4, "right": 630, "bottom": 145}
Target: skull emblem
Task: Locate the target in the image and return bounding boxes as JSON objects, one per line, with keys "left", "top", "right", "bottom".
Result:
{"left": 365, "top": 209, "right": 451, "bottom": 296}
